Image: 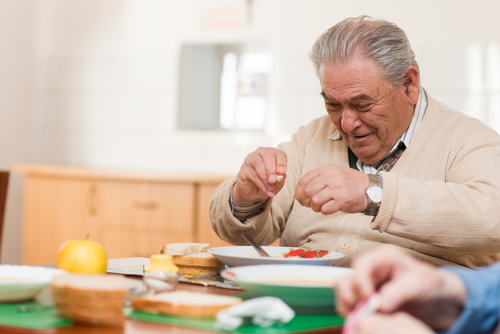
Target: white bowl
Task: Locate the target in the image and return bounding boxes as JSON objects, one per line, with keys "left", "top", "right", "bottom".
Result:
{"left": 209, "top": 246, "right": 345, "bottom": 267}
{"left": 0, "top": 265, "right": 68, "bottom": 302}
{"left": 221, "top": 264, "right": 353, "bottom": 313}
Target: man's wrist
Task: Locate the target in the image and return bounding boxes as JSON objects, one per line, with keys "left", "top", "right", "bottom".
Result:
{"left": 232, "top": 183, "right": 268, "bottom": 206}
{"left": 229, "top": 184, "right": 266, "bottom": 221}
{"left": 363, "top": 174, "right": 383, "bottom": 216}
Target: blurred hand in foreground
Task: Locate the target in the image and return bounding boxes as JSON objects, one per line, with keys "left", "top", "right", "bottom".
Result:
{"left": 335, "top": 245, "right": 467, "bottom": 331}
{"left": 357, "top": 312, "right": 434, "bottom": 334}
{"left": 232, "top": 147, "right": 287, "bottom": 205}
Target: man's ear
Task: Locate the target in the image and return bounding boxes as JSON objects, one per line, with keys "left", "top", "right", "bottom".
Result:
{"left": 402, "top": 66, "right": 419, "bottom": 105}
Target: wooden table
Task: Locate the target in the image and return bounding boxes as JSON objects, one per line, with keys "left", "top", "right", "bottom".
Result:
{"left": 0, "top": 258, "right": 342, "bottom": 334}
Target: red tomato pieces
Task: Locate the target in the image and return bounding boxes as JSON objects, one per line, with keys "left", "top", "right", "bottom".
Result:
{"left": 283, "top": 248, "right": 329, "bottom": 258}
{"left": 318, "top": 250, "right": 329, "bottom": 257}
{"left": 304, "top": 250, "right": 317, "bottom": 258}
{"left": 284, "top": 248, "right": 305, "bottom": 258}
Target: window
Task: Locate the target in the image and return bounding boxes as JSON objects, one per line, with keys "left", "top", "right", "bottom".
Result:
{"left": 178, "top": 44, "right": 272, "bottom": 130}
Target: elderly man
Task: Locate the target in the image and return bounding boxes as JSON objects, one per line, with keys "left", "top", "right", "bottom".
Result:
{"left": 209, "top": 16, "right": 500, "bottom": 267}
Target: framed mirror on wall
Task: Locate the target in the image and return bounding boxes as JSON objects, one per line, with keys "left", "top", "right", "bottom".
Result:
{"left": 178, "top": 43, "right": 272, "bottom": 130}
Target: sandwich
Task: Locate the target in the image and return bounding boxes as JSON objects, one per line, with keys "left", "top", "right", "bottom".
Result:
{"left": 131, "top": 291, "right": 242, "bottom": 318}
{"left": 160, "top": 242, "right": 219, "bottom": 275}
{"left": 51, "top": 274, "right": 128, "bottom": 327}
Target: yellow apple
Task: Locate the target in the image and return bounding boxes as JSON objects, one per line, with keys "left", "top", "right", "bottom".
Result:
{"left": 57, "top": 240, "right": 107, "bottom": 274}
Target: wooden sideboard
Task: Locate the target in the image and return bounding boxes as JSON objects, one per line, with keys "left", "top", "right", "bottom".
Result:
{"left": 15, "top": 164, "right": 237, "bottom": 265}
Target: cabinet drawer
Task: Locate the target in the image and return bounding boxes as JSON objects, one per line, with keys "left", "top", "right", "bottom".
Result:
{"left": 95, "top": 181, "right": 195, "bottom": 235}
{"left": 23, "top": 176, "right": 94, "bottom": 265}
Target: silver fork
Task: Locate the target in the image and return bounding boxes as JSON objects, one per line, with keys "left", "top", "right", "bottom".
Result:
{"left": 241, "top": 233, "right": 271, "bottom": 257}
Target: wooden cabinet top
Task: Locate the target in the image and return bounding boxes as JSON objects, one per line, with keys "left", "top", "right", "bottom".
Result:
{"left": 14, "top": 163, "right": 233, "bottom": 185}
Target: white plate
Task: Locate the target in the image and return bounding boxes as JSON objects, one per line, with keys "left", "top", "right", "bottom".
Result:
{"left": 221, "top": 264, "right": 353, "bottom": 313}
{"left": 209, "top": 246, "right": 345, "bottom": 267}
{"left": 0, "top": 265, "right": 68, "bottom": 302}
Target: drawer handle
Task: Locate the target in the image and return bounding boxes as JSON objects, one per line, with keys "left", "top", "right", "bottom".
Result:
{"left": 86, "top": 184, "right": 99, "bottom": 216}
{"left": 134, "top": 201, "right": 159, "bottom": 210}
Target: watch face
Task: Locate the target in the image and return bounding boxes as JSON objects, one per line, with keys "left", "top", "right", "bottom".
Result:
{"left": 368, "top": 186, "right": 383, "bottom": 202}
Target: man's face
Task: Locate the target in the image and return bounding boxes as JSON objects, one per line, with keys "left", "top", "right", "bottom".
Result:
{"left": 319, "top": 57, "right": 416, "bottom": 165}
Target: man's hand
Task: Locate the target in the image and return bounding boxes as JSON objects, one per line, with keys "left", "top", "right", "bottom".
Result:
{"left": 294, "top": 164, "right": 369, "bottom": 215}
{"left": 335, "top": 245, "right": 467, "bottom": 331}
{"left": 232, "top": 147, "right": 287, "bottom": 205}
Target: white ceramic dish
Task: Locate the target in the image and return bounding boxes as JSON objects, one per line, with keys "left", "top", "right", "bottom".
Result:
{"left": 0, "top": 265, "right": 68, "bottom": 302}
{"left": 221, "top": 264, "right": 353, "bottom": 313}
{"left": 209, "top": 246, "right": 345, "bottom": 267}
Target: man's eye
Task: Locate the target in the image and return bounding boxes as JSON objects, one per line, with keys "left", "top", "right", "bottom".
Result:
{"left": 326, "top": 103, "right": 341, "bottom": 111}
{"left": 356, "top": 104, "right": 373, "bottom": 111}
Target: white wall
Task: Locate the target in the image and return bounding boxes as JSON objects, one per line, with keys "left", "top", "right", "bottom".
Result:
{"left": 2, "top": 0, "right": 500, "bottom": 263}
{"left": 0, "top": 0, "right": 35, "bottom": 264}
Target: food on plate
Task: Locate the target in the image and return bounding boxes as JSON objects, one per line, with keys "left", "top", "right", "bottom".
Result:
{"left": 242, "top": 248, "right": 331, "bottom": 259}
{"left": 283, "top": 248, "right": 330, "bottom": 258}
{"left": 131, "top": 291, "right": 242, "bottom": 318}
{"left": 51, "top": 274, "right": 128, "bottom": 327}
{"left": 57, "top": 239, "right": 107, "bottom": 274}
{"left": 160, "top": 243, "right": 219, "bottom": 275}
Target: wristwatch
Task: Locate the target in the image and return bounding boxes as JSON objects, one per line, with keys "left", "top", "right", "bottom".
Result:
{"left": 363, "top": 174, "right": 383, "bottom": 216}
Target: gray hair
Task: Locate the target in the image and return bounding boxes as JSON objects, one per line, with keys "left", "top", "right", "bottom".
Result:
{"left": 309, "top": 15, "right": 419, "bottom": 87}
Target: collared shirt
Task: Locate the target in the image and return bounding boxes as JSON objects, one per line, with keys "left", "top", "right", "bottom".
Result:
{"left": 328, "top": 87, "right": 428, "bottom": 174}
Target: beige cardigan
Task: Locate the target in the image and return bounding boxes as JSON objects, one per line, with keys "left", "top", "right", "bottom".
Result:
{"left": 209, "top": 94, "right": 500, "bottom": 267}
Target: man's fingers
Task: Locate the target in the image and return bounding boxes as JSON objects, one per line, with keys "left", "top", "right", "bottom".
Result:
{"left": 316, "top": 198, "right": 342, "bottom": 215}
{"left": 249, "top": 153, "right": 275, "bottom": 196}
{"left": 256, "top": 149, "right": 279, "bottom": 185}
{"left": 275, "top": 151, "right": 288, "bottom": 176}
{"left": 245, "top": 168, "right": 273, "bottom": 199}
{"left": 295, "top": 169, "right": 322, "bottom": 205}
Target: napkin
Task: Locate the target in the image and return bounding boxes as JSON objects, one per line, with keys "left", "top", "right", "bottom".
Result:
{"left": 215, "top": 296, "right": 295, "bottom": 330}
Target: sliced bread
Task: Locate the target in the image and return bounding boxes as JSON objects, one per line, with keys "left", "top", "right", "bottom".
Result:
{"left": 173, "top": 252, "right": 218, "bottom": 267}
{"left": 176, "top": 265, "right": 218, "bottom": 276}
{"left": 160, "top": 243, "right": 209, "bottom": 256}
{"left": 51, "top": 274, "right": 128, "bottom": 327}
{"left": 131, "top": 291, "right": 241, "bottom": 318}
{"left": 160, "top": 243, "right": 220, "bottom": 275}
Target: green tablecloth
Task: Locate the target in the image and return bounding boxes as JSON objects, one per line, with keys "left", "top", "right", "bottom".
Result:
{"left": 0, "top": 300, "right": 344, "bottom": 333}
{"left": 129, "top": 311, "right": 344, "bottom": 333}
{"left": 0, "top": 302, "right": 70, "bottom": 329}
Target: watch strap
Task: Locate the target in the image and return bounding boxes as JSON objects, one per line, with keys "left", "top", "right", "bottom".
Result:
{"left": 363, "top": 174, "right": 382, "bottom": 216}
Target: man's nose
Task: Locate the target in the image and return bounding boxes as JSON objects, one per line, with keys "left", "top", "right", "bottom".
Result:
{"left": 340, "top": 108, "right": 362, "bottom": 133}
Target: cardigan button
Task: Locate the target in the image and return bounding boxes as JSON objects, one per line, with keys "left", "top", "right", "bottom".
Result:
{"left": 339, "top": 239, "right": 350, "bottom": 249}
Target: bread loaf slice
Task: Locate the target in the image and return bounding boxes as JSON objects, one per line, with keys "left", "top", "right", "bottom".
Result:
{"left": 176, "top": 265, "right": 218, "bottom": 276}
{"left": 173, "top": 252, "right": 218, "bottom": 267}
{"left": 160, "top": 243, "right": 220, "bottom": 275}
{"left": 51, "top": 274, "right": 128, "bottom": 327}
{"left": 160, "top": 243, "right": 209, "bottom": 256}
{"left": 131, "top": 291, "right": 241, "bottom": 318}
